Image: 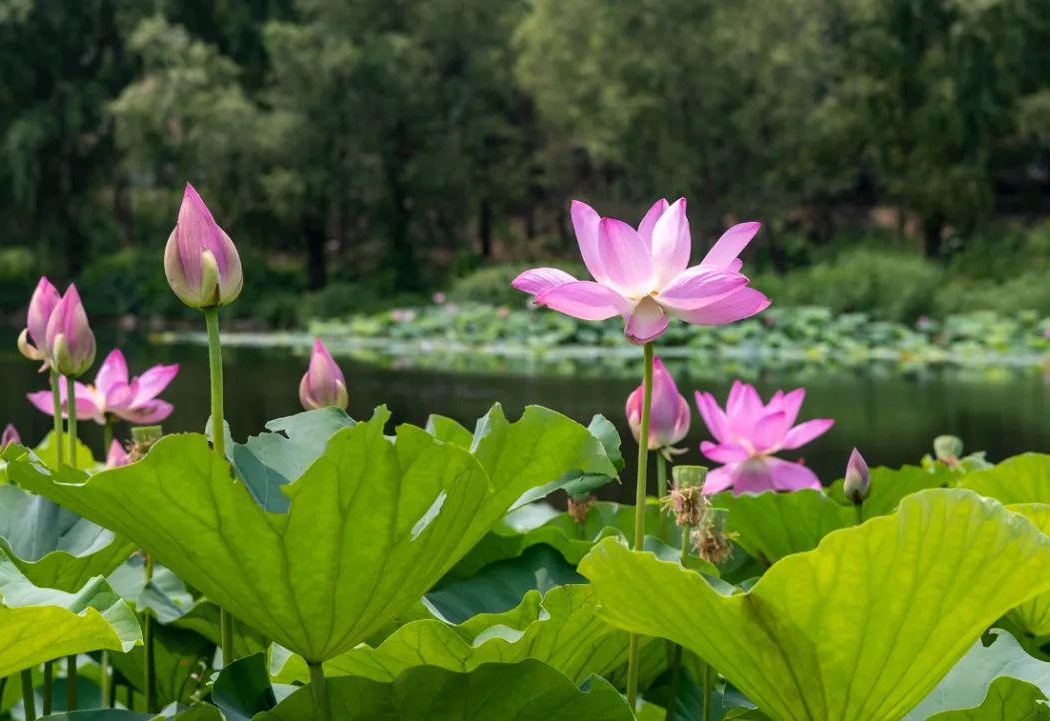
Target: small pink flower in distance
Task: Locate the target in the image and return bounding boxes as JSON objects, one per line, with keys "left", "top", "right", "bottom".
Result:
{"left": 433, "top": 292, "right": 447, "bottom": 304}
{"left": 45, "top": 285, "right": 96, "bottom": 377}
{"left": 106, "top": 439, "right": 131, "bottom": 468}
{"left": 695, "top": 381, "right": 834, "bottom": 495}
{"left": 512, "top": 198, "right": 769, "bottom": 344}
{"left": 625, "top": 356, "right": 690, "bottom": 454}
{"left": 17, "top": 277, "right": 61, "bottom": 368}
{"left": 1, "top": 424, "right": 20, "bottom": 450}
{"left": 27, "top": 349, "right": 178, "bottom": 424}
{"left": 299, "top": 340, "right": 349, "bottom": 411}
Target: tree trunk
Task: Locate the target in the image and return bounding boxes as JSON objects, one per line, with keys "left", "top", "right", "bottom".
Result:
{"left": 922, "top": 213, "right": 944, "bottom": 258}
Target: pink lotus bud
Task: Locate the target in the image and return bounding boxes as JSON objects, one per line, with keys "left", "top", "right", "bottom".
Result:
{"left": 625, "top": 356, "right": 690, "bottom": 450}
{"left": 299, "top": 339, "right": 349, "bottom": 411}
{"left": 844, "top": 447, "right": 870, "bottom": 503}
{"left": 17, "top": 277, "right": 61, "bottom": 365}
{"left": 164, "top": 183, "right": 243, "bottom": 309}
{"left": 1, "top": 424, "right": 20, "bottom": 449}
{"left": 45, "top": 285, "right": 96, "bottom": 378}
{"left": 106, "top": 439, "right": 131, "bottom": 468}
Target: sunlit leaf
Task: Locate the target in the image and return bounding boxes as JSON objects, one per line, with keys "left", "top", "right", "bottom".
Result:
{"left": 579, "top": 489, "right": 1050, "bottom": 721}
{"left": 12, "top": 405, "right": 614, "bottom": 664}
{"left": 0, "top": 557, "right": 140, "bottom": 677}
{"left": 30, "top": 432, "right": 97, "bottom": 471}
{"left": 825, "top": 464, "right": 952, "bottom": 518}
{"left": 1001, "top": 504, "right": 1050, "bottom": 635}
{"left": 926, "top": 677, "right": 1050, "bottom": 720}
{"left": 960, "top": 453, "right": 1050, "bottom": 504}
{"left": 256, "top": 660, "right": 634, "bottom": 720}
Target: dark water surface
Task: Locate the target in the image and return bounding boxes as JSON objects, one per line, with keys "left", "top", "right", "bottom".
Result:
{"left": 3, "top": 329, "right": 1048, "bottom": 499}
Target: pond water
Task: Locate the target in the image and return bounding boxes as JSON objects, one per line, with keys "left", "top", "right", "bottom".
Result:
{"left": 3, "top": 328, "right": 1048, "bottom": 501}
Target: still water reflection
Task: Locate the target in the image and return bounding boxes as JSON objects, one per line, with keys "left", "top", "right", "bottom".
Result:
{"left": 2, "top": 330, "right": 1047, "bottom": 499}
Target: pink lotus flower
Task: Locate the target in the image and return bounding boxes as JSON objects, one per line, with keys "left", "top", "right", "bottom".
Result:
{"left": 27, "top": 349, "right": 178, "bottom": 425}
{"left": 512, "top": 198, "right": 769, "bottom": 344}
{"left": 106, "top": 440, "right": 131, "bottom": 468}
{"left": 1, "top": 424, "right": 20, "bottom": 450}
{"left": 695, "top": 381, "right": 834, "bottom": 495}
{"left": 45, "top": 285, "right": 96, "bottom": 377}
{"left": 625, "top": 356, "right": 690, "bottom": 453}
{"left": 844, "top": 447, "right": 870, "bottom": 503}
{"left": 17, "top": 277, "right": 61, "bottom": 367}
{"left": 299, "top": 340, "right": 349, "bottom": 411}
{"left": 164, "top": 183, "right": 243, "bottom": 309}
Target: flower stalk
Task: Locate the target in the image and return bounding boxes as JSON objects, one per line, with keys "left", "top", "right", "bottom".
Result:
{"left": 626, "top": 341, "right": 655, "bottom": 709}
{"left": 144, "top": 553, "right": 156, "bottom": 713}
{"left": 21, "top": 668, "right": 35, "bottom": 720}
{"left": 309, "top": 662, "right": 331, "bottom": 721}
{"left": 656, "top": 453, "right": 668, "bottom": 543}
{"left": 50, "top": 372, "right": 63, "bottom": 466}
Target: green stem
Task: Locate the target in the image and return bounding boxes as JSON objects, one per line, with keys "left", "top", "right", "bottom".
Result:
{"left": 124, "top": 682, "right": 133, "bottom": 711}
{"left": 144, "top": 553, "right": 156, "bottom": 713}
{"left": 204, "top": 307, "right": 236, "bottom": 665}
{"left": 703, "top": 662, "right": 712, "bottom": 721}
{"left": 66, "top": 655, "right": 77, "bottom": 711}
{"left": 103, "top": 416, "right": 114, "bottom": 457}
{"left": 50, "top": 372, "right": 63, "bottom": 467}
{"left": 854, "top": 502, "right": 864, "bottom": 526}
{"left": 99, "top": 651, "right": 110, "bottom": 709}
{"left": 656, "top": 453, "right": 668, "bottom": 543}
{"left": 20, "top": 668, "right": 35, "bottom": 720}
{"left": 308, "top": 662, "right": 331, "bottom": 721}
{"left": 664, "top": 644, "right": 683, "bottom": 721}
{"left": 42, "top": 662, "right": 52, "bottom": 714}
{"left": 626, "top": 341, "right": 655, "bottom": 710}
{"left": 66, "top": 375, "right": 77, "bottom": 468}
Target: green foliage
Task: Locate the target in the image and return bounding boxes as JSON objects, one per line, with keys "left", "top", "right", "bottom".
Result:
{"left": 580, "top": 489, "right": 1050, "bottom": 721}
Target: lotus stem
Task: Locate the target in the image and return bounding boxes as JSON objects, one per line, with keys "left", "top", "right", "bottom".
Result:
{"left": 664, "top": 644, "right": 683, "bottom": 721}
{"left": 66, "top": 654, "right": 76, "bottom": 711}
{"left": 203, "top": 307, "right": 236, "bottom": 665}
{"left": 308, "top": 662, "right": 331, "bottom": 721}
{"left": 656, "top": 453, "right": 668, "bottom": 543}
{"left": 626, "top": 341, "right": 655, "bottom": 710}
{"left": 144, "top": 553, "right": 156, "bottom": 713}
{"left": 99, "top": 651, "right": 110, "bottom": 709}
{"left": 65, "top": 375, "right": 77, "bottom": 468}
{"left": 103, "top": 416, "right": 114, "bottom": 458}
{"left": 854, "top": 501, "right": 864, "bottom": 526}
{"left": 20, "top": 668, "right": 35, "bottom": 720}
{"left": 42, "top": 662, "right": 52, "bottom": 714}
{"left": 703, "top": 662, "right": 713, "bottom": 721}
{"left": 50, "top": 371, "right": 63, "bottom": 467}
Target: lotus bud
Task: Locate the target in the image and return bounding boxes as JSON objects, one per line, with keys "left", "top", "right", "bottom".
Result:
{"left": 106, "top": 440, "right": 130, "bottom": 468}
{"left": 164, "top": 183, "right": 243, "bottom": 309}
{"left": 45, "top": 285, "right": 96, "bottom": 378}
{"left": 17, "top": 277, "right": 61, "bottom": 365}
{"left": 625, "top": 356, "right": 690, "bottom": 451}
{"left": 1, "top": 424, "right": 20, "bottom": 450}
{"left": 843, "top": 447, "right": 870, "bottom": 504}
{"left": 661, "top": 465, "right": 708, "bottom": 527}
{"left": 299, "top": 340, "right": 349, "bottom": 411}
{"left": 933, "top": 435, "right": 964, "bottom": 466}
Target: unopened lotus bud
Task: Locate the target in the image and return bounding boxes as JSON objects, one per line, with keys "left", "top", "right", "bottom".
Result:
{"left": 299, "top": 339, "right": 349, "bottom": 411}
{"left": 1, "top": 424, "right": 20, "bottom": 450}
{"left": 164, "top": 183, "right": 243, "bottom": 309}
{"left": 45, "top": 285, "right": 96, "bottom": 377}
{"left": 625, "top": 357, "right": 690, "bottom": 450}
{"left": 567, "top": 493, "right": 596, "bottom": 524}
{"left": 661, "top": 465, "right": 708, "bottom": 527}
{"left": 18, "top": 277, "right": 61, "bottom": 365}
{"left": 843, "top": 448, "right": 870, "bottom": 504}
{"left": 933, "top": 435, "right": 964, "bottom": 465}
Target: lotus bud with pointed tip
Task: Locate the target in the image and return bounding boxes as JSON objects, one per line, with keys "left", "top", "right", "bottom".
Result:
{"left": 626, "top": 356, "right": 690, "bottom": 451}
{"left": 18, "top": 277, "right": 61, "bottom": 366}
{"left": 843, "top": 447, "right": 870, "bottom": 504}
{"left": 1, "top": 424, "right": 20, "bottom": 450}
{"left": 164, "top": 183, "right": 243, "bottom": 309}
{"left": 299, "top": 339, "right": 349, "bottom": 411}
{"left": 45, "top": 285, "right": 96, "bottom": 378}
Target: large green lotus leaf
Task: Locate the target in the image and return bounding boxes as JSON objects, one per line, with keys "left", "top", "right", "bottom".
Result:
{"left": 12, "top": 405, "right": 614, "bottom": 664}
{"left": 825, "top": 464, "right": 953, "bottom": 519}
{"left": 1004, "top": 504, "right": 1050, "bottom": 636}
{"left": 110, "top": 619, "right": 214, "bottom": 707}
{"left": 711, "top": 489, "right": 853, "bottom": 562}
{"left": 926, "top": 677, "right": 1050, "bottom": 720}
{"left": 0, "top": 484, "right": 133, "bottom": 592}
{"left": 272, "top": 583, "right": 628, "bottom": 685}
{"left": 30, "top": 432, "right": 97, "bottom": 471}
{"left": 904, "top": 629, "right": 1050, "bottom": 719}
{"left": 0, "top": 557, "right": 140, "bottom": 677}
{"left": 960, "top": 453, "right": 1050, "bottom": 504}
{"left": 256, "top": 659, "right": 634, "bottom": 721}
{"left": 579, "top": 489, "right": 1050, "bottom": 721}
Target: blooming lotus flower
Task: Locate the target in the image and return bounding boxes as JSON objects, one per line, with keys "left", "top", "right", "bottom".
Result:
{"left": 27, "top": 349, "right": 178, "bottom": 424}
{"left": 1, "top": 424, "right": 20, "bottom": 450}
{"left": 625, "top": 356, "right": 690, "bottom": 454}
{"left": 512, "top": 198, "right": 769, "bottom": 344}
{"left": 45, "top": 285, "right": 96, "bottom": 378}
{"left": 844, "top": 447, "right": 870, "bottom": 503}
{"left": 17, "top": 277, "right": 61, "bottom": 367}
{"left": 299, "top": 339, "right": 348, "bottom": 411}
{"left": 695, "top": 381, "right": 834, "bottom": 495}
{"left": 164, "top": 183, "right": 243, "bottom": 308}
{"left": 106, "top": 440, "right": 130, "bottom": 468}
